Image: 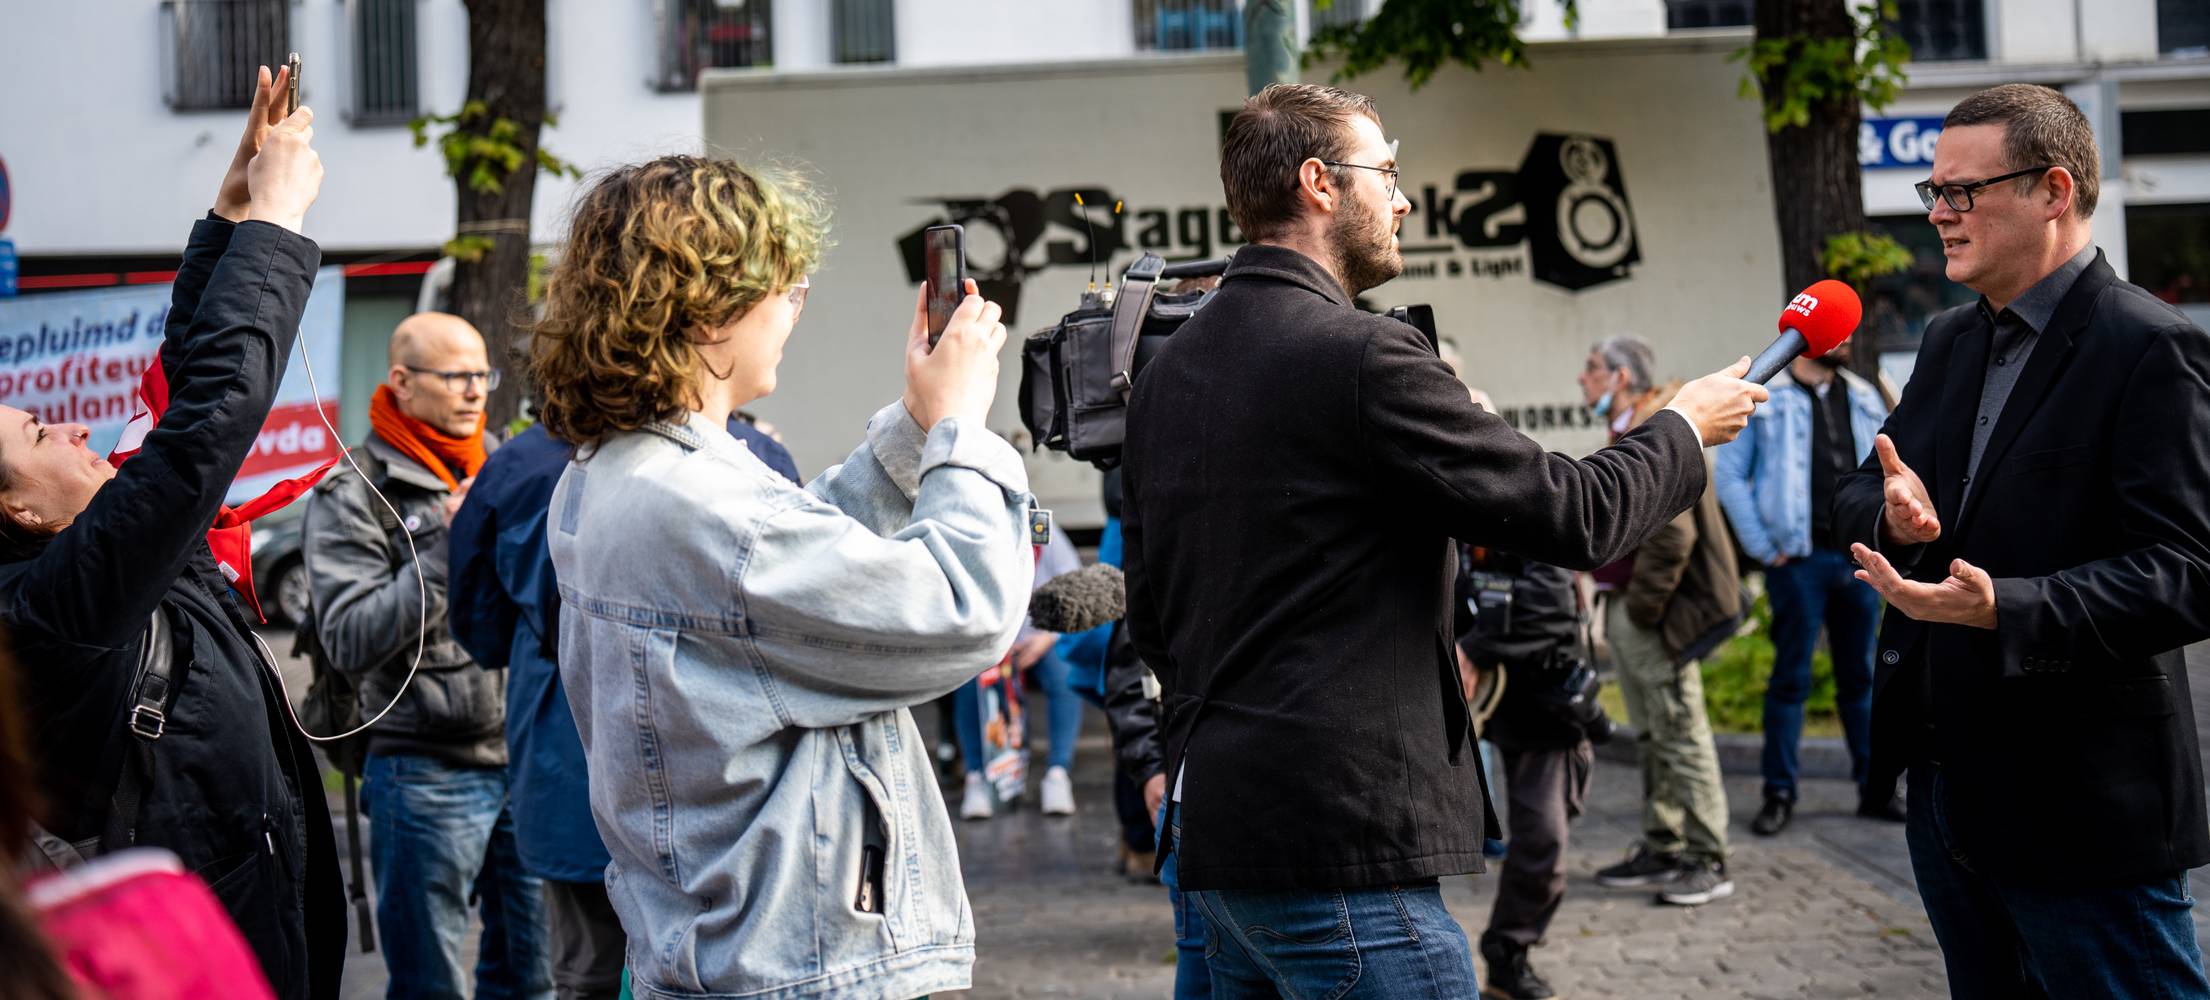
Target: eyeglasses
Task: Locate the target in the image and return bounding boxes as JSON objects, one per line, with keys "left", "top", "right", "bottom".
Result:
{"left": 788, "top": 275, "right": 809, "bottom": 317}
{"left": 1915, "top": 165, "right": 2054, "bottom": 213}
{"left": 405, "top": 366, "right": 501, "bottom": 393}
{"left": 1318, "top": 139, "right": 1401, "bottom": 201}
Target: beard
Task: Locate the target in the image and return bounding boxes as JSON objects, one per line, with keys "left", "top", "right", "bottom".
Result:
{"left": 1328, "top": 192, "right": 1403, "bottom": 296}
{"left": 1811, "top": 350, "right": 1849, "bottom": 370}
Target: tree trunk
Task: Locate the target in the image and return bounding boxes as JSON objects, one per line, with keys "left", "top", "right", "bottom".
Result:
{"left": 1244, "top": 0, "right": 1299, "bottom": 95}
{"left": 450, "top": 0, "right": 548, "bottom": 434}
{"left": 1755, "top": 0, "right": 1871, "bottom": 373}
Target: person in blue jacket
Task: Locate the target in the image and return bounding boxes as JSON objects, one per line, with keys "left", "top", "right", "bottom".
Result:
{"left": 447, "top": 415, "right": 797, "bottom": 1000}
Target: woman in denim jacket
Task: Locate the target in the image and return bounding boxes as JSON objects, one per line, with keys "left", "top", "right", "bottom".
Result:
{"left": 528, "top": 156, "right": 1033, "bottom": 1000}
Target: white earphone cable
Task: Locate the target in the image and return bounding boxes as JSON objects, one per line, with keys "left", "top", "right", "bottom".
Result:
{"left": 251, "top": 320, "right": 430, "bottom": 744}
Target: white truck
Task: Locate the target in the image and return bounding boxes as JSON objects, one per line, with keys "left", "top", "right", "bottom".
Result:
{"left": 702, "top": 32, "right": 1784, "bottom": 528}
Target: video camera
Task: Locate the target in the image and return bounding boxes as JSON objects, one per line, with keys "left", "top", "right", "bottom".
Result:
{"left": 1016, "top": 252, "right": 1439, "bottom": 470}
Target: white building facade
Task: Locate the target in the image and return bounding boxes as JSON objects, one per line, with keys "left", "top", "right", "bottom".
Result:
{"left": 2, "top": 0, "right": 2205, "bottom": 440}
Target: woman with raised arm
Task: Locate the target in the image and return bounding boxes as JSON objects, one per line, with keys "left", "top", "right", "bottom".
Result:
{"left": 0, "top": 67, "right": 343, "bottom": 999}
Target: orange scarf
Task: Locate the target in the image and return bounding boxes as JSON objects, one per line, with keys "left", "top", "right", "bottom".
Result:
{"left": 369, "top": 384, "right": 487, "bottom": 489}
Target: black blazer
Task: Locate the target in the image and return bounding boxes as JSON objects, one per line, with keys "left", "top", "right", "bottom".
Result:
{"left": 1122, "top": 244, "right": 1706, "bottom": 890}
{"left": 1834, "top": 250, "right": 2210, "bottom": 887}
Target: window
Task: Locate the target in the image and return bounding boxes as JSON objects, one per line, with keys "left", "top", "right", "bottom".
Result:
{"left": 2122, "top": 109, "right": 2210, "bottom": 157}
{"left": 1310, "top": 0, "right": 1369, "bottom": 32}
{"left": 351, "top": 0, "right": 419, "bottom": 125}
{"left": 160, "top": 0, "right": 291, "bottom": 111}
{"left": 2162, "top": 0, "right": 2210, "bottom": 57}
{"left": 1666, "top": 0, "right": 1752, "bottom": 30}
{"left": 2128, "top": 204, "right": 2210, "bottom": 329}
{"left": 833, "top": 0, "right": 895, "bottom": 64}
{"left": 655, "top": 0, "right": 774, "bottom": 92}
{"left": 1135, "top": 0, "right": 1243, "bottom": 52}
{"left": 1861, "top": 213, "right": 1977, "bottom": 385}
{"left": 1889, "top": 0, "right": 1987, "bottom": 61}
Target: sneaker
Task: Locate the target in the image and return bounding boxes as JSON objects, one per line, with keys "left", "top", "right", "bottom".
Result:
{"left": 1657, "top": 860, "right": 1735, "bottom": 906}
{"left": 1751, "top": 795, "right": 1794, "bottom": 836}
{"left": 1041, "top": 766, "right": 1076, "bottom": 816}
{"left": 960, "top": 772, "right": 994, "bottom": 821}
{"left": 1593, "top": 842, "right": 1684, "bottom": 888}
{"left": 1478, "top": 934, "right": 1556, "bottom": 999}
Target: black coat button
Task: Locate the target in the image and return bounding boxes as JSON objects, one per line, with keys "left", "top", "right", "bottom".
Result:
{"left": 1882, "top": 650, "right": 1900, "bottom": 665}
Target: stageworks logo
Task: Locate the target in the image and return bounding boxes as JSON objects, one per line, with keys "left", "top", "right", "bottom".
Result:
{"left": 896, "top": 132, "right": 1641, "bottom": 325}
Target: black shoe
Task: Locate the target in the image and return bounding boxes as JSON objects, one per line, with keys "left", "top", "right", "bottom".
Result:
{"left": 1657, "top": 859, "right": 1736, "bottom": 906}
{"left": 1593, "top": 842, "right": 1684, "bottom": 888}
{"left": 1857, "top": 790, "right": 1907, "bottom": 823}
{"left": 1479, "top": 935, "right": 1556, "bottom": 1000}
{"left": 1751, "top": 795, "right": 1794, "bottom": 836}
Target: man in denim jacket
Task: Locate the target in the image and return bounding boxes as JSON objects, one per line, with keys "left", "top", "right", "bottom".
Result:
{"left": 1714, "top": 345, "right": 1896, "bottom": 834}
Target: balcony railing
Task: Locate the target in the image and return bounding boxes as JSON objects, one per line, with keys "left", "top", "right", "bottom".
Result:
{"left": 1135, "top": 0, "right": 1243, "bottom": 52}
{"left": 160, "top": 0, "right": 291, "bottom": 111}
{"left": 655, "top": 0, "right": 774, "bottom": 92}
{"left": 1889, "top": 0, "right": 1987, "bottom": 61}
{"left": 351, "top": 0, "right": 419, "bottom": 125}
{"left": 833, "top": 0, "right": 896, "bottom": 64}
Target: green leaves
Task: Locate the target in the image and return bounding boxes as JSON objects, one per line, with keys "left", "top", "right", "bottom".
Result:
{"left": 1735, "top": 0, "right": 1910, "bottom": 133}
{"left": 1305, "top": 0, "right": 1559, "bottom": 90}
{"left": 1822, "top": 229, "right": 1914, "bottom": 289}
{"left": 407, "top": 100, "right": 579, "bottom": 198}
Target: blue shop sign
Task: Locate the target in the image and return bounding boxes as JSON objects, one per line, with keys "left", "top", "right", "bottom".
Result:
{"left": 0, "top": 238, "right": 14, "bottom": 298}
{"left": 1860, "top": 116, "right": 1946, "bottom": 170}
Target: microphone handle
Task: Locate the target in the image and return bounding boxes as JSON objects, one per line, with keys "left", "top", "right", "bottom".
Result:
{"left": 1746, "top": 328, "right": 1810, "bottom": 385}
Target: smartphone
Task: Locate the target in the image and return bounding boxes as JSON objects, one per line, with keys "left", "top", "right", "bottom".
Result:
{"left": 923, "top": 224, "right": 966, "bottom": 349}
{"left": 286, "top": 52, "right": 302, "bottom": 115}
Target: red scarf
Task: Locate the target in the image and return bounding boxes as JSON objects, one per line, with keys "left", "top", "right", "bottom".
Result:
{"left": 110, "top": 362, "right": 336, "bottom": 623}
{"left": 368, "top": 385, "right": 486, "bottom": 490}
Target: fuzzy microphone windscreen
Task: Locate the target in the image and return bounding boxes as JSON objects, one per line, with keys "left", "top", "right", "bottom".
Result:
{"left": 1026, "top": 563, "right": 1127, "bottom": 634}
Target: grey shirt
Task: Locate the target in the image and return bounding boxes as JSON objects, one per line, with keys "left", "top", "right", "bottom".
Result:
{"left": 1960, "top": 242, "right": 2098, "bottom": 509}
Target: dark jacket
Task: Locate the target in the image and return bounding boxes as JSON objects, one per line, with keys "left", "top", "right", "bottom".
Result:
{"left": 1622, "top": 452, "right": 1743, "bottom": 665}
{"left": 1121, "top": 244, "right": 1706, "bottom": 890}
{"left": 446, "top": 420, "right": 797, "bottom": 883}
{"left": 3, "top": 216, "right": 344, "bottom": 999}
{"left": 304, "top": 432, "right": 506, "bottom": 764}
{"left": 1833, "top": 249, "right": 2210, "bottom": 887}
{"left": 1455, "top": 546, "right": 1585, "bottom": 752}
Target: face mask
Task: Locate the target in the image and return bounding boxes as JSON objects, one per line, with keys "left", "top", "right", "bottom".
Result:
{"left": 1591, "top": 390, "right": 1615, "bottom": 419}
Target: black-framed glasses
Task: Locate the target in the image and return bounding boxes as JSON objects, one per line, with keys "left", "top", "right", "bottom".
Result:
{"left": 1915, "top": 165, "right": 2054, "bottom": 213}
{"left": 1318, "top": 139, "right": 1401, "bottom": 200}
{"left": 405, "top": 366, "right": 502, "bottom": 392}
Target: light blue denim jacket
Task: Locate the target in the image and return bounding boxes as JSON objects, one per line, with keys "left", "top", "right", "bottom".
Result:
{"left": 1713, "top": 370, "right": 1888, "bottom": 566}
{"left": 548, "top": 401, "right": 1032, "bottom": 1000}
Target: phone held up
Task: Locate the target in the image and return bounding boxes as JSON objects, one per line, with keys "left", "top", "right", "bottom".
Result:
{"left": 284, "top": 52, "right": 302, "bottom": 115}
{"left": 922, "top": 224, "right": 966, "bottom": 350}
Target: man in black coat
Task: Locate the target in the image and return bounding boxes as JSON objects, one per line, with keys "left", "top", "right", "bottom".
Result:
{"left": 1838, "top": 84, "right": 2210, "bottom": 998}
{"left": 1119, "top": 82, "right": 1769, "bottom": 996}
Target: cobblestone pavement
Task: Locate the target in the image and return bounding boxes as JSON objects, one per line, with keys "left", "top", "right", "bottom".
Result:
{"left": 307, "top": 641, "right": 2210, "bottom": 999}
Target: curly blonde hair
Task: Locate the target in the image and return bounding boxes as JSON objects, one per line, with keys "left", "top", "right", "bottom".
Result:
{"left": 530, "top": 155, "right": 830, "bottom": 448}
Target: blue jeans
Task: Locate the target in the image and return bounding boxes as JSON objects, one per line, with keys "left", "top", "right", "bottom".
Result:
{"left": 955, "top": 650, "right": 1083, "bottom": 773}
{"left": 363, "top": 752, "right": 552, "bottom": 1000}
{"left": 1761, "top": 548, "right": 1878, "bottom": 799}
{"left": 1190, "top": 880, "right": 1479, "bottom": 999}
{"left": 1160, "top": 802, "right": 1213, "bottom": 998}
{"left": 1907, "top": 765, "right": 2210, "bottom": 999}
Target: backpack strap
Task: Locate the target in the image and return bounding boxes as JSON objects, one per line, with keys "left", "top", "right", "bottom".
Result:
{"left": 1106, "top": 254, "right": 1166, "bottom": 401}
{"left": 101, "top": 609, "right": 176, "bottom": 853}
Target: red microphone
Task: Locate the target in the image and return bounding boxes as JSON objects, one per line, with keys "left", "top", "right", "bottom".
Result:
{"left": 1747, "top": 279, "right": 1862, "bottom": 384}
